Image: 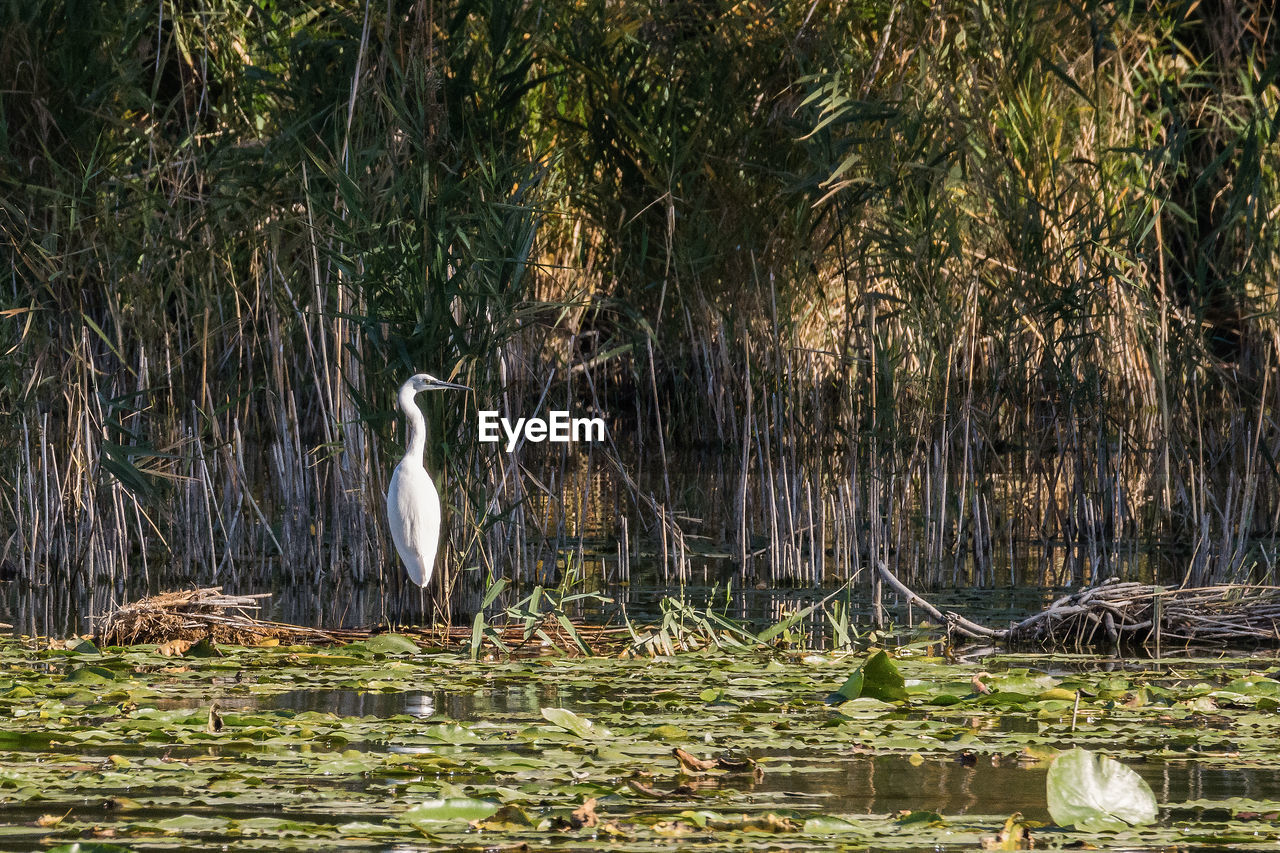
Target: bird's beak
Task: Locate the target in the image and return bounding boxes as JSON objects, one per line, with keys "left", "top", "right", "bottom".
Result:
{"left": 432, "top": 379, "right": 471, "bottom": 392}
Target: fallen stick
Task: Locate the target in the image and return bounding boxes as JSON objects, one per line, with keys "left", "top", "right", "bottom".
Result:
{"left": 875, "top": 562, "right": 998, "bottom": 639}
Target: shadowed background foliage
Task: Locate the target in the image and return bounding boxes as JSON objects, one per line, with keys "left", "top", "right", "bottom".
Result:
{"left": 1, "top": 0, "right": 1277, "bottom": 630}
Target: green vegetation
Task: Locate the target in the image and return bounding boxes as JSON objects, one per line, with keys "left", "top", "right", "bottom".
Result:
{"left": 4, "top": 639, "right": 1280, "bottom": 849}
{"left": 2, "top": 1, "right": 1277, "bottom": 622}
{"left": 1047, "top": 747, "right": 1158, "bottom": 831}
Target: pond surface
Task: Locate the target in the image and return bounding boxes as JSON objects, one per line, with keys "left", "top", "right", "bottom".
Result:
{"left": 3, "top": 640, "right": 1280, "bottom": 850}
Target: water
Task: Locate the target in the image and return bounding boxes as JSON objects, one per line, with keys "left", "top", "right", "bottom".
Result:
{"left": 123, "top": 682, "right": 1280, "bottom": 821}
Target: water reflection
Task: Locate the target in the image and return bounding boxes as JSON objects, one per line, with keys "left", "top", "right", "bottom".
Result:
{"left": 245, "top": 685, "right": 557, "bottom": 721}
{"left": 753, "top": 754, "right": 1280, "bottom": 819}
{"left": 0, "top": 541, "right": 1100, "bottom": 638}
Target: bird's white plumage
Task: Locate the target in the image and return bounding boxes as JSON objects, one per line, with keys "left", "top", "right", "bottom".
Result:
{"left": 386, "top": 372, "right": 469, "bottom": 588}
{"left": 387, "top": 458, "right": 441, "bottom": 587}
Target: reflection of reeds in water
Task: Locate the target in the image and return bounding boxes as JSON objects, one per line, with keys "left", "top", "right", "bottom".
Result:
{"left": 3, "top": 1, "right": 1278, "bottom": 633}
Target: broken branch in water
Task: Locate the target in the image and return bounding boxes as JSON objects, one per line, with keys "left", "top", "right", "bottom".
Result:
{"left": 877, "top": 561, "right": 1280, "bottom": 648}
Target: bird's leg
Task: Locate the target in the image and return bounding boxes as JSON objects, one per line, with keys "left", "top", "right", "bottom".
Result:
{"left": 375, "top": 570, "right": 392, "bottom": 632}
{"left": 394, "top": 584, "right": 410, "bottom": 632}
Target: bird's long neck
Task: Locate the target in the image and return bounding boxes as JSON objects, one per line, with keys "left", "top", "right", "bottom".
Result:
{"left": 398, "top": 384, "right": 427, "bottom": 466}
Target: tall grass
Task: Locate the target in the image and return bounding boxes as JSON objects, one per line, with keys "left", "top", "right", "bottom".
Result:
{"left": 1, "top": 0, "right": 1276, "bottom": 633}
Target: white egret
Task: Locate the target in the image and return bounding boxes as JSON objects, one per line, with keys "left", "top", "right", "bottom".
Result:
{"left": 387, "top": 373, "right": 470, "bottom": 587}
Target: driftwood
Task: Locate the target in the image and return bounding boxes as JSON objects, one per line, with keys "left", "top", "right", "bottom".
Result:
{"left": 878, "top": 562, "right": 1280, "bottom": 648}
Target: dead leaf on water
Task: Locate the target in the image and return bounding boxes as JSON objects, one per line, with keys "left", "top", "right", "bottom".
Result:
{"left": 569, "top": 797, "right": 598, "bottom": 828}
{"left": 981, "top": 812, "right": 1035, "bottom": 849}
{"left": 673, "top": 747, "right": 761, "bottom": 776}
{"left": 626, "top": 778, "right": 663, "bottom": 798}
{"left": 743, "top": 812, "right": 800, "bottom": 833}
{"left": 157, "top": 638, "right": 194, "bottom": 657}
{"left": 652, "top": 820, "right": 697, "bottom": 836}
{"left": 673, "top": 747, "right": 719, "bottom": 773}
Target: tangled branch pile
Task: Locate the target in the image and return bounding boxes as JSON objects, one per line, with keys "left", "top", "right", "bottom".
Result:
{"left": 1002, "top": 582, "right": 1280, "bottom": 646}
{"left": 94, "top": 589, "right": 635, "bottom": 655}
{"left": 96, "top": 588, "right": 356, "bottom": 647}
{"left": 880, "top": 563, "right": 1280, "bottom": 647}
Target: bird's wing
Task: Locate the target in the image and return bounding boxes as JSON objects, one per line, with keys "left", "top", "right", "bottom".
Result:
{"left": 388, "top": 462, "right": 442, "bottom": 586}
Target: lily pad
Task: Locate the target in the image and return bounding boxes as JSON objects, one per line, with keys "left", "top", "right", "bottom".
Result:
{"left": 403, "top": 797, "right": 501, "bottom": 824}
{"left": 803, "top": 815, "right": 863, "bottom": 833}
{"left": 62, "top": 666, "right": 118, "bottom": 684}
{"left": 540, "top": 707, "right": 607, "bottom": 738}
{"left": 1046, "top": 748, "right": 1158, "bottom": 830}
{"left": 358, "top": 634, "right": 421, "bottom": 655}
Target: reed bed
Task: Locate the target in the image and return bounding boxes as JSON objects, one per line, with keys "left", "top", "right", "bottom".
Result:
{"left": 1, "top": 0, "right": 1277, "bottom": 634}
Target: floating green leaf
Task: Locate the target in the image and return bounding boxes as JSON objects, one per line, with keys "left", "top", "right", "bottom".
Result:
{"left": 63, "top": 666, "right": 118, "bottom": 684}
{"left": 540, "top": 706, "right": 606, "bottom": 738}
{"left": 359, "top": 634, "right": 421, "bottom": 655}
{"left": 403, "top": 797, "right": 501, "bottom": 824}
{"left": 803, "top": 815, "right": 863, "bottom": 833}
{"left": 650, "top": 724, "right": 689, "bottom": 740}
{"left": 1046, "top": 748, "right": 1158, "bottom": 830}
{"left": 64, "top": 639, "right": 100, "bottom": 655}
{"left": 150, "top": 815, "right": 233, "bottom": 832}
